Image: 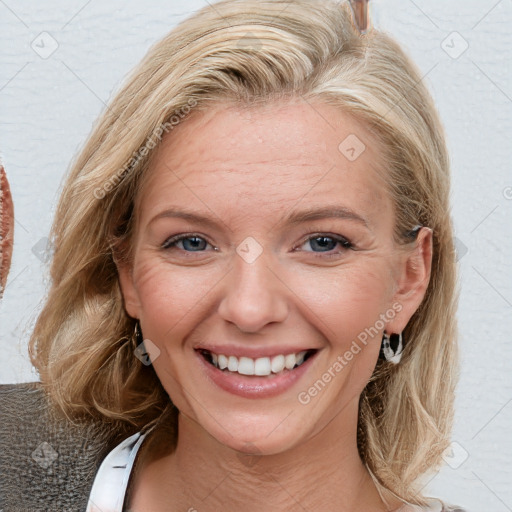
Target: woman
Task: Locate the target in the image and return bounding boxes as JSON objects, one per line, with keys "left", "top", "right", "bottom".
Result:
{"left": 19, "top": 0, "right": 463, "bottom": 510}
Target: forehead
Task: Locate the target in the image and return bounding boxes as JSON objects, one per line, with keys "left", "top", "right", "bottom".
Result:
{"left": 137, "top": 99, "right": 390, "bottom": 228}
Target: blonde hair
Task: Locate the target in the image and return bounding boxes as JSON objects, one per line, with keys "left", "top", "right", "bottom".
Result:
{"left": 29, "top": 0, "right": 459, "bottom": 504}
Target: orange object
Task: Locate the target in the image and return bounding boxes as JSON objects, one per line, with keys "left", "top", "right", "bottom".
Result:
{"left": 349, "top": 0, "right": 370, "bottom": 34}
{"left": 0, "top": 164, "right": 14, "bottom": 297}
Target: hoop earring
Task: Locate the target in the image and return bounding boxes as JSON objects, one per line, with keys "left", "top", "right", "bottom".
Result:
{"left": 380, "top": 331, "right": 403, "bottom": 364}
{"left": 132, "top": 320, "right": 143, "bottom": 348}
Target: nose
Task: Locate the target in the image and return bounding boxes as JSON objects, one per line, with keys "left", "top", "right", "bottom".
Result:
{"left": 217, "top": 249, "right": 289, "bottom": 333}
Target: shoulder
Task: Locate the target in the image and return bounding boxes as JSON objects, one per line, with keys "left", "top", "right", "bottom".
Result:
{"left": 0, "top": 381, "right": 128, "bottom": 511}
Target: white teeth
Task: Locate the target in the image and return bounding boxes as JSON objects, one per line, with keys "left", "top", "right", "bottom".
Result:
{"left": 228, "top": 356, "right": 238, "bottom": 372}
{"left": 206, "top": 350, "right": 311, "bottom": 376}
{"left": 254, "top": 357, "right": 271, "bottom": 376}
{"left": 296, "top": 351, "right": 306, "bottom": 366}
{"left": 238, "top": 357, "right": 254, "bottom": 375}
{"left": 271, "top": 354, "right": 285, "bottom": 373}
{"left": 218, "top": 354, "right": 228, "bottom": 370}
{"left": 284, "top": 353, "right": 296, "bottom": 370}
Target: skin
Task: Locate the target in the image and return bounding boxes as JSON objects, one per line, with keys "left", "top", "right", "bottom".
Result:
{"left": 117, "top": 98, "right": 432, "bottom": 512}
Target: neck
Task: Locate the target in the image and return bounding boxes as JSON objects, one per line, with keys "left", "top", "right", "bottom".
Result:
{"left": 130, "top": 400, "right": 402, "bottom": 512}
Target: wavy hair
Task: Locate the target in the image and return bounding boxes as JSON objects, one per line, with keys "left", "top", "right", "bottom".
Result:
{"left": 29, "top": 0, "right": 459, "bottom": 504}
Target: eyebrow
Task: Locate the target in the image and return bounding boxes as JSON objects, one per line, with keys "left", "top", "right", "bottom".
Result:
{"left": 283, "top": 206, "right": 370, "bottom": 229}
{"left": 149, "top": 206, "right": 370, "bottom": 230}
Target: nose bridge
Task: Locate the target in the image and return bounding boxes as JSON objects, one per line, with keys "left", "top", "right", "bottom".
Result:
{"left": 218, "top": 239, "right": 288, "bottom": 332}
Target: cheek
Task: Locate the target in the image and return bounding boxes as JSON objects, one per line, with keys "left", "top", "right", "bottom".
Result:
{"left": 132, "top": 259, "right": 210, "bottom": 334}
{"left": 283, "top": 261, "right": 392, "bottom": 335}
{"left": 284, "top": 263, "right": 391, "bottom": 388}
{"left": 312, "top": 267, "right": 390, "bottom": 387}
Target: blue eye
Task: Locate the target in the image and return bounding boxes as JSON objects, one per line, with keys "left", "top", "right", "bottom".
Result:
{"left": 162, "top": 234, "right": 211, "bottom": 252}
{"left": 161, "top": 233, "right": 354, "bottom": 258}
{"left": 298, "top": 234, "right": 354, "bottom": 257}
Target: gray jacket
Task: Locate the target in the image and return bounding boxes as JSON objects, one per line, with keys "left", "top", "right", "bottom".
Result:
{"left": 0, "top": 381, "right": 133, "bottom": 512}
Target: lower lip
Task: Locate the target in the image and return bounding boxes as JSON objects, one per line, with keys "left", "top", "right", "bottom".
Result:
{"left": 195, "top": 350, "right": 319, "bottom": 399}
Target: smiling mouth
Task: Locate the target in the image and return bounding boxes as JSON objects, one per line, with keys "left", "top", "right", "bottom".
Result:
{"left": 197, "top": 349, "right": 318, "bottom": 377}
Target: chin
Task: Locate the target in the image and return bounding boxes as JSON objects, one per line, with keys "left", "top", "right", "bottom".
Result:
{"left": 201, "top": 411, "right": 313, "bottom": 457}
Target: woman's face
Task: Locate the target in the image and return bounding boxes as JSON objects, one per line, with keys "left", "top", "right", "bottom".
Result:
{"left": 118, "top": 99, "right": 430, "bottom": 455}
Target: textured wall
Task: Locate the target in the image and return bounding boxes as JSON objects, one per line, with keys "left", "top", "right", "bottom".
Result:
{"left": 1, "top": 1, "right": 511, "bottom": 510}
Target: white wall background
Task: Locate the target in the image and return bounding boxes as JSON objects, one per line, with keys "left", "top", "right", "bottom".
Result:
{"left": 1, "top": 1, "right": 511, "bottom": 510}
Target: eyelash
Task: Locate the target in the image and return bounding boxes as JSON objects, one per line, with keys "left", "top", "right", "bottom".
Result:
{"left": 161, "top": 232, "right": 355, "bottom": 259}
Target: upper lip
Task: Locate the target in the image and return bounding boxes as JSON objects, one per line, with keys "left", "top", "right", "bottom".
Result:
{"left": 194, "top": 344, "right": 320, "bottom": 359}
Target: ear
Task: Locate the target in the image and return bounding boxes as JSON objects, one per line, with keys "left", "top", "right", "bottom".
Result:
{"left": 386, "top": 227, "right": 433, "bottom": 334}
{"left": 115, "top": 256, "right": 142, "bottom": 320}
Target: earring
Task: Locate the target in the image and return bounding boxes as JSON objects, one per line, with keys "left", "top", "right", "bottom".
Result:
{"left": 380, "top": 331, "right": 403, "bottom": 364}
{"left": 132, "top": 320, "right": 143, "bottom": 348}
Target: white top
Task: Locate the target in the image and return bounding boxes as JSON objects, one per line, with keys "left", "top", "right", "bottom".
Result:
{"left": 86, "top": 432, "right": 452, "bottom": 512}
{"left": 86, "top": 429, "right": 150, "bottom": 512}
